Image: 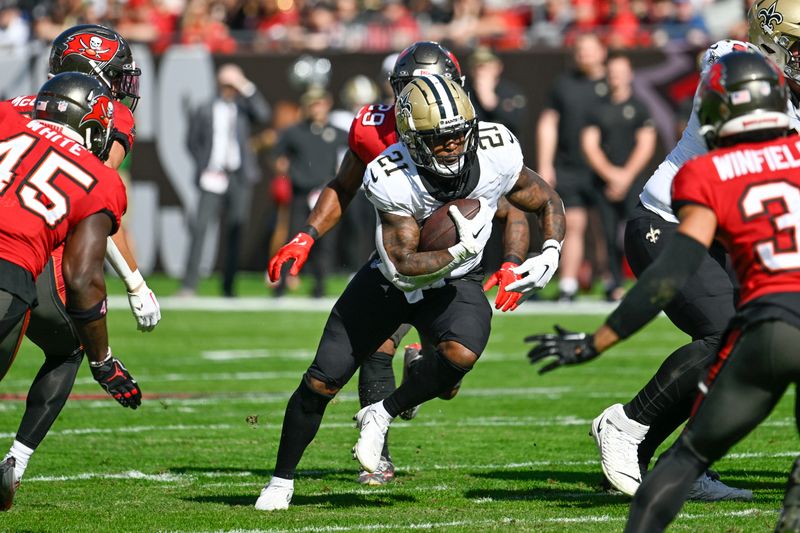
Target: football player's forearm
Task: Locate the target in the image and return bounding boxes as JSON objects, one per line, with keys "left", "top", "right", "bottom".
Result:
{"left": 106, "top": 232, "right": 142, "bottom": 290}
{"left": 388, "top": 246, "right": 459, "bottom": 277}
{"left": 502, "top": 210, "right": 529, "bottom": 264}
{"left": 76, "top": 318, "right": 111, "bottom": 363}
{"left": 306, "top": 186, "right": 347, "bottom": 238}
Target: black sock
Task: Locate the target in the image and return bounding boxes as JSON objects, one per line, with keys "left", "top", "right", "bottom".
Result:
{"left": 359, "top": 351, "right": 396, "bottom": 459}
{"left": 624, "top": 337, "right": 718, "bottom": 426}
{"left": 383, "top": 349, "right": 469, "bottom": 418}
{"left": 626, "top": 440, "right": 707, "bottom": 533}
{"left": 273, "top": 376, "right": 334, "bottom": 479}
{"left": 16, "top": 349, "right": 83, "bottom": 449}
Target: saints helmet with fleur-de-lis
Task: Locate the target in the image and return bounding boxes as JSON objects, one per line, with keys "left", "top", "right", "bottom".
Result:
{"left": 394, "top": 74, "right": 478, "bottom": 180}
{"left": 749, "top": 0, "right": 800, "bottom": 82}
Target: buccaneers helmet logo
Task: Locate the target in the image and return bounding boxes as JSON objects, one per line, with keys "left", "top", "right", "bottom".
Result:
{"left": 62, "top": 33, "right": 119, "bottom": 63}
{"left": 706, "top": 63, "right": 726, "bottom": 97}
{"left": 80, "top": 93, "right": 114, "bottom": 129}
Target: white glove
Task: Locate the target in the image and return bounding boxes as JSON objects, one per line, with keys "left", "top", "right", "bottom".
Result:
{"left": 506, "top": 240, "right": 561, "bottom": 294}
{"left": 447, "top": 197, "right": 493, "bottom": 262}
{"left": 127, "top": 282, "right": 161, "bottom": 332}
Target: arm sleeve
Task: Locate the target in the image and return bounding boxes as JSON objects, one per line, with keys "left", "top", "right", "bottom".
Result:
{"left": 605, "top": 232, "right": 708, "bottom": 339}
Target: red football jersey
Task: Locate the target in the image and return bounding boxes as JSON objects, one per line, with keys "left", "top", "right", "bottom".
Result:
{"left": 672, "top": 134, "right": 800, "bottom": 305}
{"left": 0, "top": 102, "right": 127, "bottom": 277}
{"left": 8, "top": 94, "right": 136, "bottom": 154}
{"left": 348, "top": 103, "right": 398, "bottom": 165}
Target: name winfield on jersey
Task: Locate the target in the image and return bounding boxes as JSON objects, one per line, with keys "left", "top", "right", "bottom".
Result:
{"left": 362, "top": 120, "right": 523, "bottom": 285}
{"left": 639, "top": 39, "right": 800, "bottom": 223}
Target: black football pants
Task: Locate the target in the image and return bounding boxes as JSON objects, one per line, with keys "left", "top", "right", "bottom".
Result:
{"left": 626, "top": 319, "right": 800, "bottom": 532}
{"left": 0, "top": 290, "right": 31, "bottom": 382}
{"left": 14, "top": 258, "right": 83, "bottom": 450}
{"left": 623, "top": 203, "right": 736, "bottom": 468}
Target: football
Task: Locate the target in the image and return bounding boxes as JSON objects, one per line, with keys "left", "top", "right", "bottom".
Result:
{"left": 418, "top": 198, "right": 481, "bottom": 252}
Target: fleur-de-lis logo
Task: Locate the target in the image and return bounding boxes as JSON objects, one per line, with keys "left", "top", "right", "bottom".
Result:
{"left": 646, "top": 225, "right": 661, "bottom": 244}
{"left": 397, "top": 91, "right": 412, "bottom": 117}
{"left": 758, "top": 0, "right": 784, "bottom": 34}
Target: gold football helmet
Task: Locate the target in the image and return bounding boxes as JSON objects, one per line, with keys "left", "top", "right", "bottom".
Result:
{"left": 749, "top": 0, "right": 800, "bottom": 81}
{"left": 395, "top": 74, "right": 478, "bottom": 179}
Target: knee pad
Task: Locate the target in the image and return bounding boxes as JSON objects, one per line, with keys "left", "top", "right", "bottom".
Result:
{"left": 299, "top": 374, "right": 335, "bottom": 416}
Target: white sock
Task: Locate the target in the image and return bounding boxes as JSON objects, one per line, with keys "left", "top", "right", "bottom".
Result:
{"left": 6, "top": 440, "right": 35, "bottom": 480}
{"left": 559, "top": 277, "right": 578, "bottom": 295}
{"left": 269, "top": 476, "right": 294, "bottom": 489}
{"left": 609, "top": 404, "right": 649, "bottom": 440}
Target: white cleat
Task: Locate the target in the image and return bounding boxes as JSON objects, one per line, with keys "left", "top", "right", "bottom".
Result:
{"left": 254, "top": 477, "right": 294, "bottom": 511}
{"left": 353, "top": 402, "right": 394, "bottom": 473}
{"left": 590, "top": 403, "right": 649, "bottom": 497}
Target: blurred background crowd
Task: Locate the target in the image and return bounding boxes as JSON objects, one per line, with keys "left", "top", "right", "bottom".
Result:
{"left": 0, "top": 0, "right": 759, "bottom": 301}
{"left": 0, "top": 0, "right": 751, "bottom": 54}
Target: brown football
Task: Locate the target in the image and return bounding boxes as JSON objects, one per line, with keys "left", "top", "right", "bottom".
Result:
{"left": 418, "top": 198, "right": 481, "bottom": 252}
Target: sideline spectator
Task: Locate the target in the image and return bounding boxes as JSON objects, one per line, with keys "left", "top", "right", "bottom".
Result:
{"left": 272, "top": 85, "right": 348, "bottom": 298}
{"left": 581, "top": 53, "right": 656, "bottom": 300}
{"left": 180, "top": 63, "right": 271, "bottom": 297}
{"left": 466, "top": 46, "right": 527, "bottom": 136}
{"left": 536, "top": 32, "right": 608, "bottom": 301}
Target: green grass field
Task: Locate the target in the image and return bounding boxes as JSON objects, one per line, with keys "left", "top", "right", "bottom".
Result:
{"left": 0, "top": 298, "right": 795, "bottom": 532}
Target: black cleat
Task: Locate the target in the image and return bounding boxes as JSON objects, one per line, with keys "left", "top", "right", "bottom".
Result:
{"left": 0, "top": 457, "right": 18, "bottom": 511}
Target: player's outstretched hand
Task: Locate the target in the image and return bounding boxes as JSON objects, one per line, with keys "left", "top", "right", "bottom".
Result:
{"left": 90, "top": 353, "right": 142, "bottom": 409}
{"left": 525, "top": 325, "right": 599, "bottom": 374}
{"left": 483, "top": 261, "right": 522, "bottom": 311}
{"left": 127, "top": 282, "right": 160, "bottom": 332}
{"left": 267, "top": 232, "right": 315, "bottom": 282}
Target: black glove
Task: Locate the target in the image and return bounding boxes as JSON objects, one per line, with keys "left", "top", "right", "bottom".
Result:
{"left": 525, "top": 324, "right": 599, "bottom": 374}
{"left": 90, "top": 355, "right": 142, "bottom": 409}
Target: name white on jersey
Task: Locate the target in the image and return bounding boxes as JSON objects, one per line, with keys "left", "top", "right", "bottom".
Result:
{"left": 363, "top": 121, "right": 523, "bottom": 282}
{"left": 639, "top": 39, "right": 800, "bottom": 222}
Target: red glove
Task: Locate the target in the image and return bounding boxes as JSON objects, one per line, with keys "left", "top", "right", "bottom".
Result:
{"left": 267, "top": 232, "right": 315, "bottom": 282}
{"left": 483, "top": 261, "right": 523, "bottom": 312}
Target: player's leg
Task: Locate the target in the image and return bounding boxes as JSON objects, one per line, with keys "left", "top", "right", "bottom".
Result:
{"left": 354, "top": 276, "right": 492, "bottom": 472}
{"left": 356, "top": 323, "right": 411, "bottom": 485}
{"left": 626, "top": 321, "right": 796, "bottom": 532}
{"left": 592, "top": 203, "right": 742, "bottom": 497}
{"left": 4, "top": 258, "right": 82, "bottom": 492}
{"left": 0, "top": 290, "right": 32, "bottom": 512}
{"left": 257, "top": 261, "right": 409, "bottom": 510}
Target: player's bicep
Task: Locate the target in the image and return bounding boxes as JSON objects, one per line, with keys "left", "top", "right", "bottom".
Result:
{"left": 379, "top": 210, "right": 419, "bottom": 264}
{"left": 676, "top": 204, "right": 718, "bottom": 248}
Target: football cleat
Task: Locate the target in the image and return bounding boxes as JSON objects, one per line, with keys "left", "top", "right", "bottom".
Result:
{"left": 358, "top": 457, "right": 396, "bottom": 486}
{"left": 590, "top": 403, "right": 649, "bottom": 496}
{"left": 0, "top": 457, "right": 18, "bottom": 511}
{"left": 353, "top": 402, "right": 393, "bottom": 473}
{"left": 686, "top": 471, "right": 753, "bottom": 502}
{"left": 399, "top": 343, "right": 423, "bottom": 420}
{"left": 254, "top": 477, "right": 294, "bottom": 511}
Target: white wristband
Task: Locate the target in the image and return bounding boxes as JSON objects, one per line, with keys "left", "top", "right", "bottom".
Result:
{"left": 124, "top": 270, "right": 144, "bottom": 292}
{"left": 541, "top": 239, "right": 562, "bottom": 256}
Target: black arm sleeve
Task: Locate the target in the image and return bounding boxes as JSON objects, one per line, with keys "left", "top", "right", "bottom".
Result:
{"left": 605, "top": 232, "right": 708, "bottom": 340}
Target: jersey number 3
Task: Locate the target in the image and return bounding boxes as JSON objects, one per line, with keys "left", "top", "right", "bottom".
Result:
{"left": 740, "top": 180, "right": 800, "bottom": 271}
{"left": 0, "top": 134, "right": 96, "bottom": 227}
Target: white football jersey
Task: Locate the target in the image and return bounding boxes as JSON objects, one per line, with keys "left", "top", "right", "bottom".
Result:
{"left": 639, "top": 39, "right": 800, "bottom": 222}
{"left": 363, "top": 121, "right": 523, "bottom": 283}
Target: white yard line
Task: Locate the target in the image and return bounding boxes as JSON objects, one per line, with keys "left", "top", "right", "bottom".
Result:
{"left": 176, "top": 509, "right": 768, "bottom": 533}
{"left": 108, "top": 295, "right": 620, "bottom": 315}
